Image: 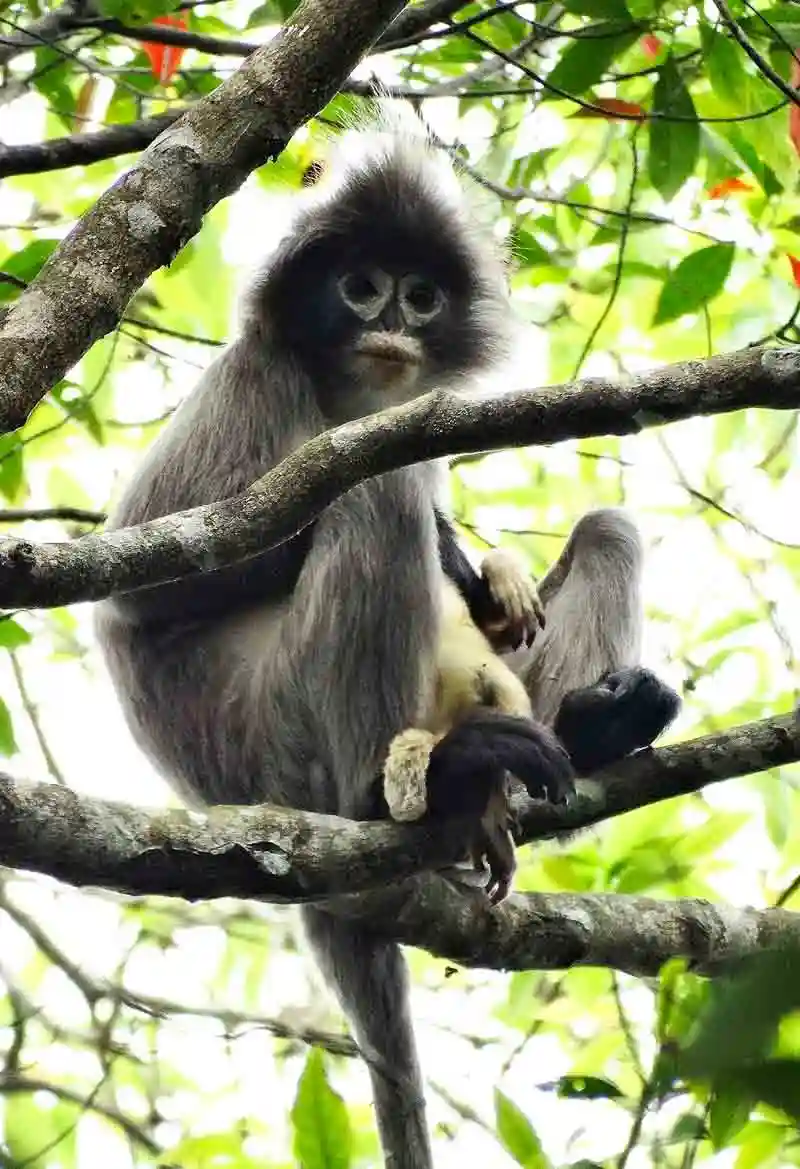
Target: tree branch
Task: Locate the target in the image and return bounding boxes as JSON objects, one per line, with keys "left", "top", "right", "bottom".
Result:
{"left": 0, "top": 344, "right": 797, "bottom": 611}
{"left": 366, "top": 886, "right": 800, "bottom": 979}
{"left": 513, "top": 711, "right": 800, "bottom": 841}
{"left": 0, "top": 712, "right": 796, "bottom": 979}
{"left": 0, "top": 0, "right": 83, "bottom": 67}
{"left": 0, "top": 770, "right": 476, "bottom": 903}
{"left": 64, "top": 0, "right": 466, "bottom": 59}
{"left": 0, "top": 0, "right": 407, "bottom": 433}
{"left": 0, "top": 113, "right": 181, "bottom": 180}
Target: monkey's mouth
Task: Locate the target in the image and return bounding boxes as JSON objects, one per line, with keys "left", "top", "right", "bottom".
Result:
{"left": 354, "top": 332, "right": 422, "bottom": 367}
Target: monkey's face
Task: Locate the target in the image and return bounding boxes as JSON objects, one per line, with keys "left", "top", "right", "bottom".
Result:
{"left": 259, "top": 152, "right": 512, "bottom": 422}
{"left": 336, "top": 266, "right": 446, "bottom": 403}
{"left": 284, "top": 248, "right": 497, "bottom": 424}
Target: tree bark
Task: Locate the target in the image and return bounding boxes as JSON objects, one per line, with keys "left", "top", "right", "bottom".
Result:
{"left": 0, "top": 345, "right": 797, "bottom": 611}
{"left": 0, "top": 0, "right": 407, "bottom": 432}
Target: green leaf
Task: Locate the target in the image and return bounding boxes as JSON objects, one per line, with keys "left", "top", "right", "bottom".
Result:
{"left": 734, "top": 1120, "right": 789, "bottom": 1168}
{"left": 5, "top": 1095, "right": 78, "bottom": 1167}
{"left": 291, "top": 1049, "right": 352, "bottom": 1169}
{"left": 653, "top": 244, "right": 735, "bottom": 326}
{"left": 649, "top": 57, "right": 700, "bottom": 201}
{"left": 246, "top": 1, "right": 279, "bottom": 28}
{"left": 0, "top": 434, "right": 25, "bottom": 503}
{"left": 703, "top": 27, "right": 746, "bottom": 107}
{"left": 0, "top": 618, "right": 32, "bottom": 651}
{"left": 709, "top": 1082, "right": 751, "bottom": 1149}
{"left": 509, "top": 226, "right": 550, "bottom": 267}
{"left": 0, "top": 239, "right": 60, "bottom": 302}
{"left": 679, "top": 946, "right": 800, "bottom": 1080}
{"left": 728, "top": 1061, "right": 800, "bottom": 1124}
{"left": 546, "top": 22, "right": 639, "bottom": 96}
{"left": 554, "top": 1075, "right": 624, "bottom": 1100}
{"left": 668, "top": 1113, "right": 707, "bottom": 1145}
{"left": 0, "top": 697, "right": 18, "bottom": 756}
{"left": 494, "top": 1089, "right": 551, "bottom": 1168}
{"left": 562, "top": 0, "right": 631, "bottom": 16}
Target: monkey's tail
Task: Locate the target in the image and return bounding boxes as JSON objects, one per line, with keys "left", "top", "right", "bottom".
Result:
{"left": 301, "top": 907, "right": 433, "bottom": 1169}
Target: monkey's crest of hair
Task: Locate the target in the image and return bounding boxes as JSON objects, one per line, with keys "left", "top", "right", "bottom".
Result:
{"left": 243, "top": 101, "right": 515, "bottom": 382}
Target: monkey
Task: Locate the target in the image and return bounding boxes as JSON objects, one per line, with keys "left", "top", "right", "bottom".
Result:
{"left": 384, "top": 513, "right": 682, "bottom": 906}
{"left": 384, "top": 546, "right": 556, "bottom": 904}
{"left": 94, "top": 106, "right": 680, "bottom": 1169}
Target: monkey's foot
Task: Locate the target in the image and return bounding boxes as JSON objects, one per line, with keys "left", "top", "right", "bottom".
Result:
{"left": 427, "top": 710, "right": 575, "bottom": 817}
{"left": 383, "top": 728, "right": 436, "bottom": 822}
{"left": 554, "top": 666, "right": 681, "bottom": 776}
{"left": 476, "top": 782, "right": 517, "bottom": 904}
{"left": 479, "top": 548, "right": 545, "bottom": 650}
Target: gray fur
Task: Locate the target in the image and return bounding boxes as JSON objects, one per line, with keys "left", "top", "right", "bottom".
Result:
{"left": 510, "top": 508, "right": 643, "bottom": 724}
{"left": 95, "top": 104, "right": 645, "bottom": 1168}
{"left": 95, "top": 109, "right": 512, "bottom": 1169}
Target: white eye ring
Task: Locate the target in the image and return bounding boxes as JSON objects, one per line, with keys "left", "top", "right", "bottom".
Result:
{"left": 338, "top": 269, "right": 392, "bottom": 320}
{"left": 399, "top": 275, "right": 444, "bottom": 326}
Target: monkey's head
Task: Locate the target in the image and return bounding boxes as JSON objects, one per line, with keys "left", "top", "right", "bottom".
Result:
{"left": 249, "top": 110, "right": 513, "bottom": 423}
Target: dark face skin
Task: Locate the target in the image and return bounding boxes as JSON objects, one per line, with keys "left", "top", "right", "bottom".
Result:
{"left": 263, "top": 207, "right": 496, "bottom": 424}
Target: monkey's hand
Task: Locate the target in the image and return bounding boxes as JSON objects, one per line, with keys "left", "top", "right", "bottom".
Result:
{"left": 427, "top": 711, "right": 574, "bottom": 903}
{"left": 427, "top": 710, "right": 575, "bottom": 814}
{"left": 478, "top": 548, "right": 545, "bottom": 651}
{"left": 554, "top": 666, "right": 681, "bottom": 776}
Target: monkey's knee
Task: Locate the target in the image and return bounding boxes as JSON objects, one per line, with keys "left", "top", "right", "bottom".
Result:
{"left": 568, "top": 508, "right": 642, "bottom": 560}
{"left": 538, "top": 508, "right": 642, "bottom": 606}
{"left": 383, "top": 729, "right": 436, "bottom": 822}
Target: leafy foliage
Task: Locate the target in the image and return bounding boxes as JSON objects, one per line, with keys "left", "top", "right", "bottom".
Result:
{"left": 0, "top": 0, "right": 799, "bottom": 1166}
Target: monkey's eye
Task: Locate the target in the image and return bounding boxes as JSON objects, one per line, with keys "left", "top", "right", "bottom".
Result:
{"left": 337, "top": 269, "right": 391, "bottom": 319}
{"left": 341, "top": 271, "right": 380, "bottom": 303}
{"left": 400, "top": 275, "right": 444, "bottom": 325}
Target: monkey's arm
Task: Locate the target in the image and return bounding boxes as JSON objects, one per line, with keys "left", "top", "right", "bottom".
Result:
{"left": 434, "top": 508, "right": 542, "bottom": 648}
{"left": 435, "top": 507, "right": 492, "bottom": 620}
{"left": 113, "top": 526, "right": 315, "bottom": 626}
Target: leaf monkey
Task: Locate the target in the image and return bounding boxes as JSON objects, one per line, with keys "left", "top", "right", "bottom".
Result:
{"left": 384, "top": 512, "right": 682, "bottom": 908}
{"left": 384, "top": 545, "right": 553, "bottom": 904}
{"left": 95, "top": 104, "right": 680, "bottom": 1169}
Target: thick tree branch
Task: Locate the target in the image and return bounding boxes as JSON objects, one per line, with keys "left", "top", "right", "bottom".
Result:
{"left": 350, "top": 884, "right": 800, "bottom": 978}
{"left": 0, "top": 345, "right": 797, "bottom": 611}
{"left": 0, "top": 711, "right": 796, "bottom": 908}
{"left": 0, "top": 771, "right": 475, "bottom": 903}
{"left": 513, "top": 711, "right": 800, "bottom": 841}
{"left": 0, "top": 0, "right": 407, "bottom": 433}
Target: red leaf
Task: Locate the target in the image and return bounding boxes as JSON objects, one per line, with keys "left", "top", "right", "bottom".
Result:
{"left": 707, "top": 177, "right": 754, "bottom": 199}
{"left": 142, "top": 14, "right": 188, "bottom": 84}
{"left": 787, "top": 254, "right": 800, "bottom": 288}
{"left": 571, "top": 97, "right": 646, "bottom": 121}
{"left": 641, "top": 34, "right": 662, "bottom": 59}
{"left": 790, "top": 55, "right": 800, "bottom": 158}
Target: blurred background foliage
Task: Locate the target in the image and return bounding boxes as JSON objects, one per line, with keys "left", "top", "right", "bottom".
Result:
{"left": 1, "top": 0, "right": 800, "bottom": 1165}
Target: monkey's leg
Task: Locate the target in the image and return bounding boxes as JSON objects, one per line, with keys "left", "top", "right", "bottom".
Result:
{"left": 513, "top": 508, "right": 681, "bottom": 774}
